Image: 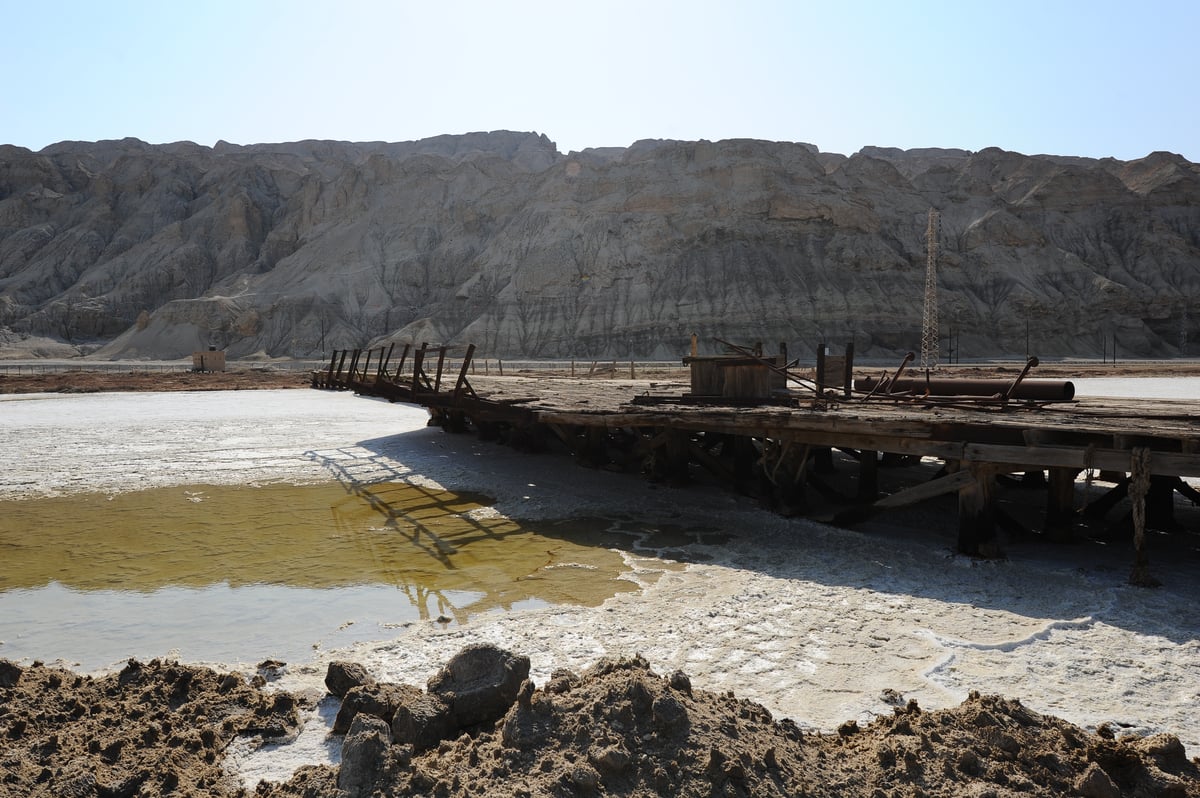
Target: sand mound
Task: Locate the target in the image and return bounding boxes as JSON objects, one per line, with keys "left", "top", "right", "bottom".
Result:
{"left": 259, "top": 652, "right": 1200, "bottom": 797}
{"left": 6, "top": 649, "right": 1192, "bottom": 797}
{"left": 0, "top": 658, "right": 304, "bottom": 797}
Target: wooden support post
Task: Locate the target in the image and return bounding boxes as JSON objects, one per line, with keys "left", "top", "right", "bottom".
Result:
{"left": 858, "top": 449, "right": 879, "bottom": 502}
{"left": 958, "top": 463, "right": 1000, "bottom": 558}
{"left": 335, "top": 350, "right": 349, "bottom": 386}
{"left": 1148, "top": 475, "right": 1178, "bottom": 530}
{"left": 729, "top": 435, "right": 759, "bottom": 491}
{"left": 380, "top": 342, "right": 395, "bottom": 379}
{"left": 1044, "top": 467, "right": 1079, "bottom": 542}
{"left": 1128, "top": 447, "right": 1159, "bottom": 586}
{"left": 347, "top": 349, "right": 362, "bottom": 383}
{"left": 412, "top": 344, "right": 428, "bottom": 393}
{"left": 585, "top": 426, "right": 609, "bottom": 467}
{"left": 395, "top": 343, "right": 411, "bottom": 381}
{"left": 664, "top": 429, "right": 690, "bottom": 485}
{"left": 434, "top": 347, "right": 448, "bottom": 392}
{"left": 324, "top": 350, "right": 338, "bottom": 386}
{"left": 362, "top": 348, "right": 373, "bottom": 381}
{"left": 769, "top": 441, "right": 809, "bottom": 516}
{"left": 453, "top": 344, "right": 477, "bottom": 400}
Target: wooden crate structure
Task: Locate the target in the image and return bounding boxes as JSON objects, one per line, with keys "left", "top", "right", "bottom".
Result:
{"left": 684, "top": 355, "right": 786, "bottom": 400}
{"left": 816, "top": 343, "right": 854, "bottom": 398}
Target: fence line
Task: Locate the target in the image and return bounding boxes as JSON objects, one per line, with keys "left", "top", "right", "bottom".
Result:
{"left": 0, "top": 359, "right": 690, "bottom": 377}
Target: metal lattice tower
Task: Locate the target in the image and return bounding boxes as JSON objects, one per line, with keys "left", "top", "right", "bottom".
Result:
{"left": 920, "top": 209, "right": 940, "bottom": 370}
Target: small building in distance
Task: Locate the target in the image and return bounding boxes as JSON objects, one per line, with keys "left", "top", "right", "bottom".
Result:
{"left": 192, "top": 348, "right": 226, "bottom": 372}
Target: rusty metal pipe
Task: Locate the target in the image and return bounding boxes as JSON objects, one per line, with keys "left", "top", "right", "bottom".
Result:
{"left": 1002, "top": 356, "right": 1040, "bottom": 402}
{"left": 855, "top": 375, "right": 1075, "bottom": 401}
{"left": 882, "top": 352, "right": 915, "bottom": 394}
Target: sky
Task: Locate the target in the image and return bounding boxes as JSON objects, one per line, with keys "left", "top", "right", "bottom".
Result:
{"left": 3, "top": 0, "right": 1196, "bottom": 161}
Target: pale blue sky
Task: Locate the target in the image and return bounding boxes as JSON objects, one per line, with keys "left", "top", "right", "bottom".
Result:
{"left": 3, "top": 0, "right": 1196, "bottom": 160}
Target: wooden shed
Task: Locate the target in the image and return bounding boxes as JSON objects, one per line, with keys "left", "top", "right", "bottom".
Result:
{"left": 683, "top": 355, "right": 786, "bottom": 401}
{"left": 192, "top": 349, "right": 226, "bottom": 372}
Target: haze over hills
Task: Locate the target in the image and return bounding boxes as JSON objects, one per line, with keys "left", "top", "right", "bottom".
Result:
{"left": 1, "top": 131, "right": 1197, "bottom": 362}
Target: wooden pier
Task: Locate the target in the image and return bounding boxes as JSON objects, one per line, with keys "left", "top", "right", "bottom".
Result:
{"left": 315, "top": 343, "right": 1200, "bottom": 584}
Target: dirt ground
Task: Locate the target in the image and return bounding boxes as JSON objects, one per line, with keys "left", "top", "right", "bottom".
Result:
{"left": 1, "top": 653, "right": 1197, "bottom": 797}
{"left": 0, "top": 368, "right": 311, "bottom": 394}
{"left": 2, "top": 359, "right": 1199, "bottom": 395}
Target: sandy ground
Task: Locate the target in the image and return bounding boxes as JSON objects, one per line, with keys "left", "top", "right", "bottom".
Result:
{"left": 1, "top": 372, "right": 1198, "bottom": 795}
{"left": 4, "top": 653, "right": 1198, "bottom": 797}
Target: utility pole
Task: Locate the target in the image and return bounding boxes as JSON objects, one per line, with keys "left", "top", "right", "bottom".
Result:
{"left": 920, "top": 209, "right": 940, "bottom": 371}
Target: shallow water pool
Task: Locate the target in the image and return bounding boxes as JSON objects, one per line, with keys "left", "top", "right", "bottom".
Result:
{"left": 0, "top": 480, "right": 644, "bottom": 670}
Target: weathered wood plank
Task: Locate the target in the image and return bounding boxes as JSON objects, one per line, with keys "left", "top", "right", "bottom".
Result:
{"left": 873, "top": 469, "right": 976, "bottom": 509}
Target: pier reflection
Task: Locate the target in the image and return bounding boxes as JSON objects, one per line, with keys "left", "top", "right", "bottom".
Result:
{"left": 0, "top": 480, "right": 639, "bottom": 621}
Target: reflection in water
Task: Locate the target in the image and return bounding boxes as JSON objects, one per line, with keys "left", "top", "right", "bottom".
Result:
{"left": 0, "top": 482, "right": 645, "bottom": 670}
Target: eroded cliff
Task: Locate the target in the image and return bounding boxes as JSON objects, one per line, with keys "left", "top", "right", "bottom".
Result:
{"left": 1, "top": 132, "right": 1196, "bottom": 360}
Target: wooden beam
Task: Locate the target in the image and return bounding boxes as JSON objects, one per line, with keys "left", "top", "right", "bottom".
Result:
{"left": 688, "top": 441, "right": 737, "bottom": 483}
{"left": 966, "top": 443, "right": 1200, "bottom": 478}
{"left": 874, "top": 468, "right": 975, "bottom": 509}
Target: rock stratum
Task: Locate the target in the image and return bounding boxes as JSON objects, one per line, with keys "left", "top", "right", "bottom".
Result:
{"left": 1, "top": 131, "right": 1198, "bottom": 361}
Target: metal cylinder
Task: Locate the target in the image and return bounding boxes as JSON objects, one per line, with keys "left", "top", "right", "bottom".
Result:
{"left": 855, "top": 376, "right": 1075, "bottom": 401}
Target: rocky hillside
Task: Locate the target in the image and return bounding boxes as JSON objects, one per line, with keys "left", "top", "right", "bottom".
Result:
{"left": 1, "top": 132, "right": 1197, "bottom": 361}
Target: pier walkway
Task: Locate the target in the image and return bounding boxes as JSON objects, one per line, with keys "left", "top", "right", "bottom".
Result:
{"left": 314, "top": 344, "right": 1200, "bottom": 584}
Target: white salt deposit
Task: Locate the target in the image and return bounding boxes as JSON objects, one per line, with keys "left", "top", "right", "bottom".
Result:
{"left": 1, "top": 387, "right": 1197, "bottom": 786}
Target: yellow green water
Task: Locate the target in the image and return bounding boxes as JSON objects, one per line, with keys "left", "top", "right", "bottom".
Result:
{"left": 0, "top": 481, "right": 661, "bottom": 670}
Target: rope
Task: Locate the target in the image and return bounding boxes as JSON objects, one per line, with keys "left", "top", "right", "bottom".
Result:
{"left": 1128, "top": 448, "right": 1147, "bottom": 499}
{"left": 1128, "top": 446, "right": 1157, "bottom": 587}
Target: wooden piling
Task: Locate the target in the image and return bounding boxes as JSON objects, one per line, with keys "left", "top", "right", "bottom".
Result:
{"left": 958, "top": 463, "right": 999, "bottom": 558}
{"left": 858, "top": 449, "right": 879, "bottom": 502}
{"left": 1044, "top": 467, "right": 1078, "bottom": 542}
